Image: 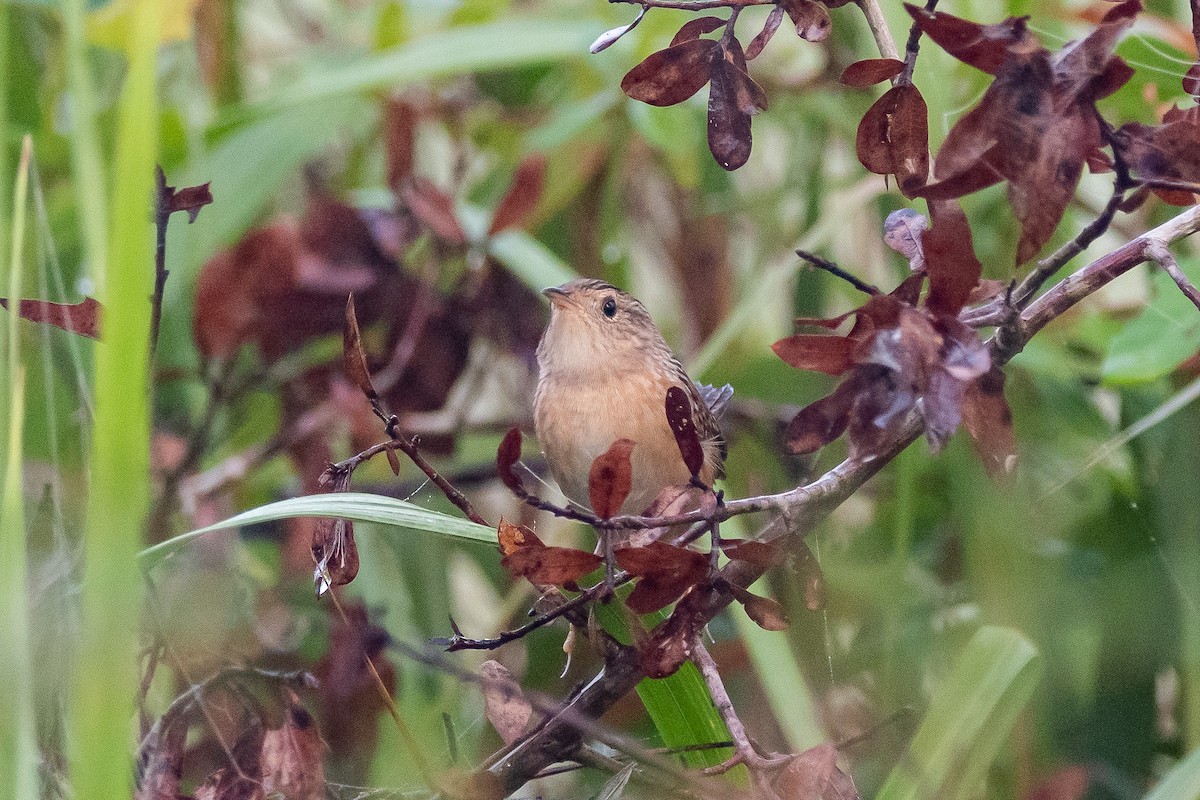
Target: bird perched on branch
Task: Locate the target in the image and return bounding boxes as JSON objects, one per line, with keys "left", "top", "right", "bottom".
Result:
{"left": 534, "top": 278, "right": 732, "bottom": 516}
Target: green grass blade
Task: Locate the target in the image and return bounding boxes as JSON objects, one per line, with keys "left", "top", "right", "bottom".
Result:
{"left": 876, "top": 625, "right": 1042, "bottom": 800}
{"left": 141, "top": 492, "right": 496, "bottom": 565}
{"left": 253, "top": 19, "right": 597, "bottom": 114}
{"left": 1144, "top": 746, "right": 1200, "bottom": 800}
{"left": 1, "top": 136, "right": 36, "bottom": 800}
{"left": 488, "top": 229, "right": 578, "bottom": 292}
{"left": 73, "top": 1, "right": 161, "bottom": 796}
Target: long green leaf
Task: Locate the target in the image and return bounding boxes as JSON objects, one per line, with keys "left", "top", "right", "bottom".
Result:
{"left": 252, "top": 20, "right": 596, "bottom": 115}
{"left": 74, "top": 1, "right": 161, "bottom": 796}
{"left": 876, "top": 626, "right": 1042, "bottom": 800}
{"left": 141, "top": 492, "right": 496, "bottom": 565}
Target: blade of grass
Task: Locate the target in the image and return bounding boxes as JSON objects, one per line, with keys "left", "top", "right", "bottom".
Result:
{"left": 140, "top": 492, "right": 496, "bottom": 566}
{"left": 62, "top": 0, "right": 110, "bottom": 284}
{"left": 876, "top": 625, "right": 1042, "bottom": 800}
{"left": 73, "top": 1, "right": 161, "bottom": 796}
{"left": 1, "top": 136, "right": 36, "bottom": 800}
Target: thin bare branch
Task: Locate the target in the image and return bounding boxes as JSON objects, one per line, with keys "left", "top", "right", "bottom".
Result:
{"left": 796, "top": 249, "right": 881, "bottom": 296}
{"left": 855, "top": 0, "right": 900, "bottom": 61}
{"left": 1146, "top": 239, "right": 1200, "bottom": 313}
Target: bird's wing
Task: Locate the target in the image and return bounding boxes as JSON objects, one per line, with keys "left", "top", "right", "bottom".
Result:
{"left": 694, "top": 381, "right": 734, "bottom": 421}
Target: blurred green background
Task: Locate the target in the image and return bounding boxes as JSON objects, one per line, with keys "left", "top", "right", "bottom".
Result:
{"left": 5, "top": 0, "right": 1200, "bottom": 797}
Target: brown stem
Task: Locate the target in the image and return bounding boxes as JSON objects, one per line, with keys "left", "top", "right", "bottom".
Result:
{"left": 151, "top": 166, "right": 171, "bottom": 363}
{"left": 796, "top": 249, "right": 881, "bottom": 296}
{"left": 609, "top": 0, "right": 773, "bottom": 8}
{"left": 899, "top": 0, "right": 937, "bottom": 85}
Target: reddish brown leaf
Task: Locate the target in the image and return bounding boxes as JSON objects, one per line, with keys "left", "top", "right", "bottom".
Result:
{"left": 1185, "top": 63, "right": 1200, "bottom": 96}
{"left": 496, "top": 427, "right": 524, "bottom": 492}
{"left": 312, "top": 517, "right": 358, "bottom": 594}
{"left": 905, "top": 4, "right": 1033, "bottom": 75}
{"left": 480, "top": 660, "right": 533, "bottom": 746}
{"left": 403, "top": 178, "right": 467, "bottom": 244}
{"left": 166, "top": 182, "right": 214, "bottom": 223}
{"left": 772, "top": 334, "right": 857, "bottom": 376}
{"left": 707, "top": 39, "right": 765, "bottom": 170}
{"left": 342, "top": 294, "right": 377, "bottom": 400}
{"left": 385, "top": 448, "right": 401, "bottom": 476}
{"left": 782, "top": 0, "right": 832, "bottom": 41}
{"left": 923, "top": 200, "right": 983, "bottom": 318}
{"left": 384, "top": 98, "right": 417, "bottom": 196}
{"left": 1117, "top": 115, "right": 1200, "bottom": 189}
{"left": 670, "top": 15, "right": 725, "bottom": 46}
{"left": 260, "top": 702, "right": 326, "bottom": 800}
{"left": 771, "top": 744, "right": 859, "bottom": 800}
{"left": 855, "top": 85, "right": 929, "bottom": 196}
{"left": 746, "top": 5, "right": 785, "bottom": 60}
{"left": 616, "top": 541, "right": 709, "bottom": 613}
{"left": 589, "top": 439, "right": 636, "bottom": 518}
{"left": 1053, "top": 0, "right": 1139, "bottom": 103}
{"left": 665, "top": 386, "right": 705, "bottom": 479}
{"left": 498, "top": 519, "right": 603, "bottom": 586}
{"left": 621, "top": 38, "right": 719, "bottom": 107}
{"left": 638, "top": 588, "right": 709, "bottom": 678}
{"left": 0, "top": 297, "right": 102, "bottom": 339}
{"left": 785, "top": 372, "right": 869, "bottom": 454}
{"left": 488, "top": 153, "right": 548, "bottom": 236}
{"left": 840, "top": 58, "right": 905, "bottom": 88}
{"left": 730, "top": 584, "right": 790, "bottom": 630}
{"left": 721, "top": 539, "right": 784, "bottom": 569}
{"left": 961, "top": 366, "right": 1016, "bottom": 481}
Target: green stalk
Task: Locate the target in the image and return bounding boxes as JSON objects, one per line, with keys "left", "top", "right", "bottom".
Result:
{"left": 1, "top": 135, "right": 36, "bottom": 800}
{"left": 62, "top": 0, "right": 110, "bottom": 283}
{"left": 72, "top": 1, "right": 161, "bottom": 796}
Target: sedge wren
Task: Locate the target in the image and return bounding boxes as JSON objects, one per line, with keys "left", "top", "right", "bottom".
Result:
{"left": 534, "top": 279, "right": 731, "bottom": 516}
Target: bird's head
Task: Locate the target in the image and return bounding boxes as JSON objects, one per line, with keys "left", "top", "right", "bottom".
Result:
{"left": 537, "top": 279, "right": 665, "bottom": 373}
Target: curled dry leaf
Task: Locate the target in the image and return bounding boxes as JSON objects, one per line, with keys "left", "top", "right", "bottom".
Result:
{"left": 497, "top": 519, "right": 603, "bottom": 587}
{"left": 312, "top": 517, "right": 359, "bottom": 595}
{"left": 488, "top": 153, "right": 548, "bottom": 236}
{"left": 342, "top": 294, "right": 377, "bottom": 401}
{"left": 840, "top": 58, "right": 905, "bottom": 88}
{"left": 665, "top": 386, "right": 705, "bottom": 479}
{"left": 260, "top": 703, "right": 326, "bottom": 800}
{"left": 961, "top": 366, "right": 1016, "bottom": 481}
{"left": 589, "top": 438, "right": 635, "bottom": 519}
{"left": 708, "top": 38, "right": 766, "bottom": 170}
{"left": 730, "top": 584, "right": 790, "bottom": 630}
{"left": 746, "top": 5, "right": 785, "bottom": 60}
{"left": 855, "top": 84, "right": 929, "bottom": 197}
{"left": 922, "top": 200, "right": 983, "bottom": 318}
{"left": 615, "top": 541, "right": 709, "bottom": 613}
{"left": 783, "top": 0, "right": 832, "bottom": 41}
{"left": 496, "top": 427, "right": 524, "bottom": 492}
{"left": 480, "top": 660, "right": 534, "bottom": 747}
{"left": 622, "top": 38, "right": 719, "bottom": 107}
{"left": 0, "top": 297, "right": 102, "bottom": 339}
{"left": 590, "top": 5, "right": 648, "bottom": 53}
{"left": 671, "top": 15, "right": 725, "bottom": 46}
{"left": 905, "top": 4, "right": 1033, "bottom": 76}
{"left": 772, "top": 744, "right": 859, "bottom": 800}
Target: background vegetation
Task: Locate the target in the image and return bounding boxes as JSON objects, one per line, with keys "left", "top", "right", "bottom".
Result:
{"left": 5, "top": 0, "right": 1200, "bottom": 797}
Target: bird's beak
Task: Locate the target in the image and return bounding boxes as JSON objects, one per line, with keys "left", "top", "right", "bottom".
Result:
{"left": 542, "top": 286, "right": 571, "bottom": 308}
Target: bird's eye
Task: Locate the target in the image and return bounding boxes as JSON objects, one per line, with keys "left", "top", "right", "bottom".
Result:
{"left": 602, "top": 297, "right": 617, "bottom": 318}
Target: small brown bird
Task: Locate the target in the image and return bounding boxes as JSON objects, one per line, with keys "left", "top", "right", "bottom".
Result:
{"left": 534, "top": 278, "right": 731, "bottom": 516}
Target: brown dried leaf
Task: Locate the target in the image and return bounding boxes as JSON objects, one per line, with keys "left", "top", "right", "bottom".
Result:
{"left": 923, "top": 200, "right": 983, "bottom": 318}
{"left": 342, "top": 294, "right": 377, "bottom": 400}
{"left": 385, "top": 448, "right": 401, "bottom": 476}
{"left": 1185, "top": 63, "right": 1200, "bottom": 96}
{"left": 855, "top": 85, "right": 929, "bottom": 196}
{"left": 772, "top": 744, "right": 859, "bottom": 800}
{"left": 708, "top": 38, "right": 765, "bottom": 170}
{"left": 488, "top": 153, "right": 548, "bottom": 236}
{"left": 665, "top": 386, "right": 705, "bottom": 479}
{"left": 312, "top": 517, "right": 359, "bottom": 594}
{"left": 840, "top": 58, "right": 905, "bottom": 88}
{"left": 785, "top": 372, "right": 868, "bottom": 455}
{"left": 638, "top": 589, "right": 708, "bottom": 678}
{"left": 721, "top": 539, "right": 784, "bottom": 569}
{"left": 772, "top": 334, "right": 857, "bottom": 376}
{"left": 480, "top": 660, "right": 533, "bottom": 747}
{"left": 403, "top": 178, "right": 467, "bottom": 244}
{"left": 670, "top": 15, "right": 725, "bottom": 46}
{"left": 783, "top": 0, "right": 832, "bottom": 41}
{"left": 260, "top": 703, "right": 326, "bottom": 800}
{"left": 905, "top": 4, "right": 1033, "bottom": 75}
{"left": 589, "top": 438, "right": 635, "bottom": 519}
{"left": 497, "top": 519, "right": 603, "bottom": 586}
{"left": 166, "top": 182, "right": 214, "bottom": 223}
{"left": 730, "top": 584, "right": 790, "bottom": 630}
{"left": 1053, "top": 0, "right": 1140, "bottom": 103}
{"left": 615, "top": 541, "right": 710, "bottom": 614}
{"left": 961, "top": 366, "right": 1016, "bottom": 481}
{"left": 1117, "top": 115, "right": 1200, "bottom": 189}
{"left": 622, "top": 38, "right": 719, "bottom": 107}
{"left": 0, "top": 297, "right": 102, "bottom": 339}
{"left": 496, "top": 427, "right": 524, "bottom": 493}
{"left": 746, "top": 5, "right": 785, "bottom": 60}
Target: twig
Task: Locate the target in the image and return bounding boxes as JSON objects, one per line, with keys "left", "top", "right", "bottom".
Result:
{"left": 151, "top": 166, "right": 171, "bottom": 362}
{"left": 855, "top": 0, "right": 900, "bottom": 61}
{"left": 899, "top": 0, "right": 937, "bottom": 85}
{"left": 796, "top": 249, "right": 880, "bottom": 296}
{"left": 1146, "top": 240, "right": 1200, "bottom": 313}
{"left": 609, "top": 0, "right": 773, "bottom": 9}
